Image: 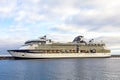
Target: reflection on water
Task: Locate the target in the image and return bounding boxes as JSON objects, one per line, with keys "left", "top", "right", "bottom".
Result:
{"left": 0, "top": 58, "right": 120, "bottom": 80}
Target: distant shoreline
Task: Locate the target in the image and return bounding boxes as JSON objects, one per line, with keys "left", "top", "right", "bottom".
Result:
{"left": 0, "top": 55, "right": 120, "bottom": 60}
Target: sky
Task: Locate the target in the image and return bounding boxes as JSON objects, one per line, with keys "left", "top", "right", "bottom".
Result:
{"left": 0, "top": 0, "right": 120, "bottom": 54}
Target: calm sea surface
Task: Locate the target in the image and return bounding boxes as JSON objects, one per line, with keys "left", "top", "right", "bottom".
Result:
{"left": 0, "top": 58, "right": 120, "bottom": 80}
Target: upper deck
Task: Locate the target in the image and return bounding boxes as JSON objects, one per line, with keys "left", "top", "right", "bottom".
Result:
{"left": 20, "top": 35, "right": 110, "bottom": 53}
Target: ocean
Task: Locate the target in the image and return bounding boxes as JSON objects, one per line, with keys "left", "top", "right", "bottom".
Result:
{"left": 0, "top": 58, "right": 120, "bottom": 80}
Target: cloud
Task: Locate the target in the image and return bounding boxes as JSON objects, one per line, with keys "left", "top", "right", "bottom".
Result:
{"left": 0, "top": 36, "right": 28, "bottom": 46}
{"left": 0, "top": 0, "right": 17, "bottom": 18}
{"left": 90, "top": 25, "right": 120, "bottom": 33}
{"left": 51, "top": 24, "right": 88, "bottom": 33}
{"left": 8, "top": 25, "right": 29, "bottom": 32}
{"left": 0, "top": 0, "right": 120, "bottom": 54}
{"left": 0, "top": 37, "right": 26, "bottom": 54}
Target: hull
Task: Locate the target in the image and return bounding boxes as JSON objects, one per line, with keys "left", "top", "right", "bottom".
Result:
{"left": 9, "top": 52, "right": 111, "bottom": 58}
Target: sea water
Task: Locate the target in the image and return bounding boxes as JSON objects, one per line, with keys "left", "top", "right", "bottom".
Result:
{"left": 0, "top": 58, "right": 120, "bottom": 80}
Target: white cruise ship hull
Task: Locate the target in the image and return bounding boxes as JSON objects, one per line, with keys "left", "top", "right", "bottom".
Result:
{"left": 9, "top": 52, "right": 111, "bottom": 58}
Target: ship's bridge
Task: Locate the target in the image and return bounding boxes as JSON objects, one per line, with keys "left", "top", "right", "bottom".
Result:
{"left": 24, "top": 35, "right": 52, "bottom": 45}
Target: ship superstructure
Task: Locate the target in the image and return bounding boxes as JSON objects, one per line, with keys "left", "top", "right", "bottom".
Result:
{"left": 8, "top": 35, "right": 111, "bottom": 58}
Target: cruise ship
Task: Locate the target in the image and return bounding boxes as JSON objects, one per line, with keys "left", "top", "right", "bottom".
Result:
{"left": 8, "top": 35, "right": 111, "bottom": 58}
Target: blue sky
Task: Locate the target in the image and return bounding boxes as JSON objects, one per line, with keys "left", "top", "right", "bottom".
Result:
{"left": 0, "top": 0, "right": 120, "bottom": 54}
